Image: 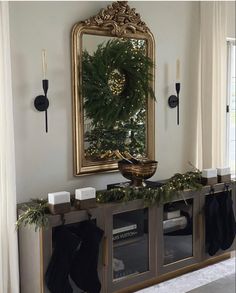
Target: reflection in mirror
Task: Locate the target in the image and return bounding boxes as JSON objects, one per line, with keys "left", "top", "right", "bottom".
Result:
{"left": 82, "top": 35, "right": 152, "bottom": 163}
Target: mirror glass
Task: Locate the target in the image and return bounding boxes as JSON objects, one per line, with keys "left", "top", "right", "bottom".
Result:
{"left": 82, "top": 34, "right": 148, "bottom": 163}
{"left": 71, "top": 1, "right": 155, "bottom": 175}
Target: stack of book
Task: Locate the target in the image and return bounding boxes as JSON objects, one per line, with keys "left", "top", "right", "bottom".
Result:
{"left": 113, "top": 218, "right": 141, "bottom": 242}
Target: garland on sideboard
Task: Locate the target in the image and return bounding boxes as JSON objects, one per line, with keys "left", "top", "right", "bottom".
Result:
{"left": 96, "top": 170, "right": 202, "bottom": 205}
{"left": 16, "top": 169, "right": 202, "bottom": 231}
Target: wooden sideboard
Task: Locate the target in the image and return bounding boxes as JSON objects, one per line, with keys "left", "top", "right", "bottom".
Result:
{"left": 18, "top": 183, "right": 236, "bottom": 293}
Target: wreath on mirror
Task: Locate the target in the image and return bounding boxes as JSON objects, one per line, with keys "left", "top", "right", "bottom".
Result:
{"left": 82, "top": 38, "right": 155, "bottom": 127}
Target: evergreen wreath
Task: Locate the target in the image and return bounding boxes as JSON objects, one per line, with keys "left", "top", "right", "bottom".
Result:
{"left": 82, "top": 38, "right": 155, "bottom": 127}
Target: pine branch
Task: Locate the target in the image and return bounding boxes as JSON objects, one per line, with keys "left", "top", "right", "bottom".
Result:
{"left": 16, "top": 199, "right": 49, "bottom": 231}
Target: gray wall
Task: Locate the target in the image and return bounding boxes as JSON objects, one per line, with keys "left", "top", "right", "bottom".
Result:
{"left": 9, "top": 1, "right": 205, "bottom": 202}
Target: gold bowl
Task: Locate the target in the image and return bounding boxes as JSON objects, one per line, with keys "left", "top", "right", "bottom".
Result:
{"left": 118, "top": 160, "right": 158, "bottom": 187}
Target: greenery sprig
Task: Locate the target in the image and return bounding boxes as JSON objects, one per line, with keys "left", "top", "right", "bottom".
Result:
{"left": 16, "top": 199, "right": 49, "bottom": 231}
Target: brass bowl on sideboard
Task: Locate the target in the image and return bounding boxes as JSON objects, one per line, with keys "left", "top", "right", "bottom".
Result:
{"left": 118, "top": 160, "right": 158, "bottom": 187}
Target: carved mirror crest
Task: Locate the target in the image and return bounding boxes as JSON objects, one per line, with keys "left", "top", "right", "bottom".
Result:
{"left": 71, "top": 1, "right": 155, "bottom": 176}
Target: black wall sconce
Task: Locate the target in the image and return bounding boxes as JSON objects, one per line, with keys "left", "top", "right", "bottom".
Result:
{"left": 34, "top": 49, "right": 49, "bottom": 132}
{"left": 34, "top": 79, "right": 49, "bottom": 132}
{"left": 168, "top": 82, "right": 180, "bottom": 125}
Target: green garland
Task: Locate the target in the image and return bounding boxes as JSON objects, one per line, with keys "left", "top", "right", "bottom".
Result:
{"left": 96, "top": 170, "right": 202, "bottom": 206}
{"left": 82, "top": 38, "right": 155, "bottom": 127}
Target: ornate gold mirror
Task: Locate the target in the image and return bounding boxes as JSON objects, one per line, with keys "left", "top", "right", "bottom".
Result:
{"left": 71, "top": 1, "right": 155, "bottom": 176}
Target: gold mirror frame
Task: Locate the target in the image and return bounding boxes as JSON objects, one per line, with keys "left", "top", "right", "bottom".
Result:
{"left": 71, "top": 1, "right": 155, "bottom": 176}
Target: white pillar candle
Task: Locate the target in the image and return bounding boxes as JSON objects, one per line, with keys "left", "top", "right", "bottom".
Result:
{"left": 48, "top": 191, "right": 70, "bottom": 205}
{"left": 75, "top": 187, "right": 96, "bottom": 200}
{"left": 202, "top": 168, "right": 217, "bottom": 178}
{"left": 217, "top": 167, "right": 230, "bottom": 176}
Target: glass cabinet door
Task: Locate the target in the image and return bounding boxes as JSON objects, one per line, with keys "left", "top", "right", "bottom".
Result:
{"left": 157, "top": 196, "right": 200, "bottom": 275}
{"left": 163, "top": 199, "right": 194, "bottom": 265}
{"left": 112, "top": 208, "right": 149, "bottom": 280}
{"left": 106, "top": 200, "right": 156, "bottom": 292}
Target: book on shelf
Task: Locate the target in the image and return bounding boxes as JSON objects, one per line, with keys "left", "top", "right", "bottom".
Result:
{"left": 163, "top": 216, "right": 187, "bottom": 233}
{"left": 164, "top": 209, "right": 181, "bottom": 220}
{"left": 113, "top": 218, "right": 143, "bottom": 242}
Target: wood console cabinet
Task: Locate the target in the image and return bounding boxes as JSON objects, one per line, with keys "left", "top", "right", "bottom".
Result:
{"left": 18, "top": 183, "right": 235, "bottom": 293}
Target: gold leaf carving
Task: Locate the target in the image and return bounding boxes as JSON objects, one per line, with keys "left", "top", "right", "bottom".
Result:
{"left": 84, "top": 1, "right": 149, "bottom": 36}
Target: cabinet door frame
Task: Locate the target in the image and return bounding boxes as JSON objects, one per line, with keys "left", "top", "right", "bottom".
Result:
{"left": 156, "top": 191, "right": 201, "bottom": 275}
{"left": 104, "top": 199, "right": 157, "bottom": 293}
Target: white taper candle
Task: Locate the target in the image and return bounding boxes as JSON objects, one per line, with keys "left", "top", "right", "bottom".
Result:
{"left": 42, "top": 49, "right": 47, "bottom": 79}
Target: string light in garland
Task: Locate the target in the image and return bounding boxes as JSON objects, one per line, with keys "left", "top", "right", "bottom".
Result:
{"left": 108, "top": 69, "right": 126, "bottom": 96}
